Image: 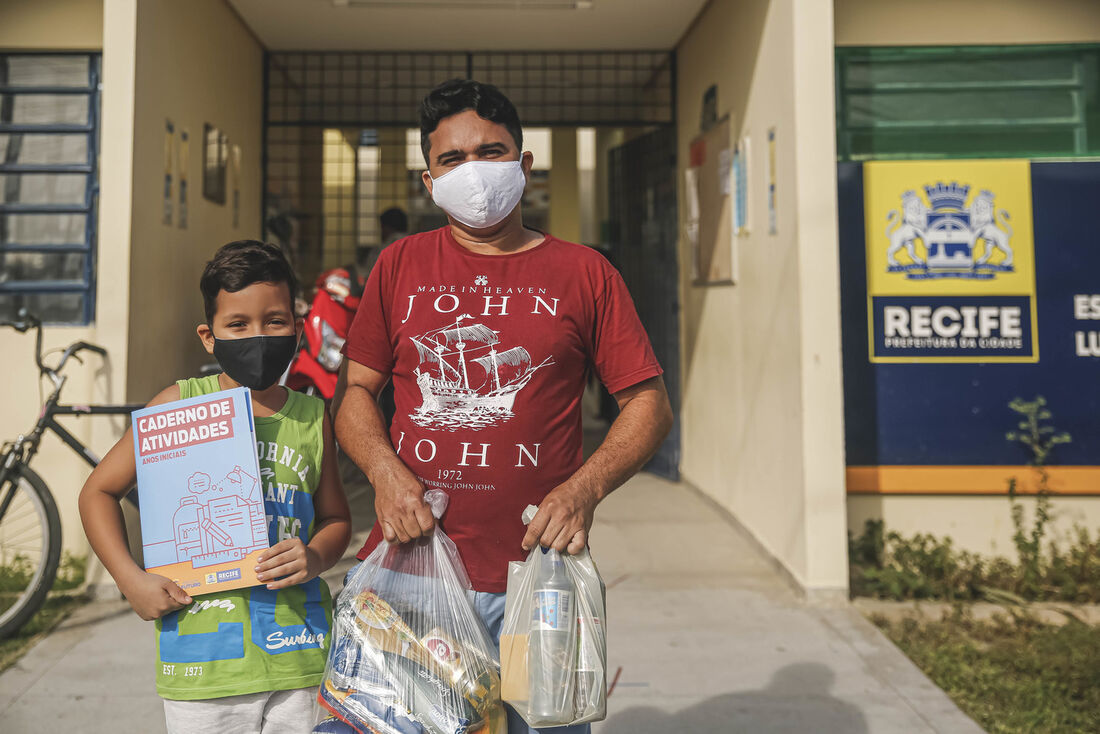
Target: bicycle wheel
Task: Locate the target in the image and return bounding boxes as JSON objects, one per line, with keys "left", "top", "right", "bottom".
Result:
{"left": 0, "top": 464, "right": 62, "bottom": 639}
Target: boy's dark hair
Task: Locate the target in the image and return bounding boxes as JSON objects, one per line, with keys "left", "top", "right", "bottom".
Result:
{"left": 419, "top": 79, "right": 523, "bottom": 165}
{"left": 200, "top": 240, "right": 298, "bottom": 322}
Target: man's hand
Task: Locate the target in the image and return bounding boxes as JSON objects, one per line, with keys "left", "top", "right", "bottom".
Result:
{"left": 256, "top": 538, "right": 321, "bottom": 590}
{"left": 119, "top": 570, "right": 192, "bottom": 621}
{"left": 374, "top": 462, "right": 436, "bottom": 543}
{"left": 522, "top": 481, "right": 599, "bottom": 555}
{"left": 336, "top": 360, "right": 435, "bottom": 544}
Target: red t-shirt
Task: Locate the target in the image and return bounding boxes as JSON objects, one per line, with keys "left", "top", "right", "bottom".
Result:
{"left": 343, "top": 227, "right": 662, "bottom": 591}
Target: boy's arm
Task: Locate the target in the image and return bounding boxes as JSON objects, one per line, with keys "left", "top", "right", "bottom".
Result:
{"left": 78, "top": 384, "right": 194, "bottom": 620}
{"left": 257, "top": 411, "right": 351, "bottom": 590}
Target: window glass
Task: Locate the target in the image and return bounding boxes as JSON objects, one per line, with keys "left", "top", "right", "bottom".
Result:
{"left": 0, "top": 293, "right": 84, "bottom": 324}
{"left": 3, "top": 56, "right": 88, "bottom": 87}
{"left": 2, "top": 94, "right": 89, "bottom": 126}
{"left": 0, "top": 134, "right": 88, "bottom": 165}
{"left": 2, "top": 213, "right": 87, "bottom": 246}
{"left": 0, "top": 252, "right": 85, "bottom": 282}
{"left": 0, "top": 174, "right": 87, "bottom": 205}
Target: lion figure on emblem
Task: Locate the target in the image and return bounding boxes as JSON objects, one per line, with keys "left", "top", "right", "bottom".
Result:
{"left": 885, "top": 190, "right": 928, "bottom": 267}
{"left": 969, "top": 190, "right": 1014, "bottom": 268}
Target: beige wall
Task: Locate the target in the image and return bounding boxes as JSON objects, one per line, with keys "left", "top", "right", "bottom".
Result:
{"left": 676, "top": 0, "right": 847, "bottom": 593}
{"left": 849, "top": 494, "right": 1100, "bottom": 560}
{"left": 0, "top": 0, "right": 103, "bottom": 49}
{"left": 126, "top": 0, "right": 264, "bottom": 401}
{"left": 836, "top": 0, "right": 1100, "bottom": 46}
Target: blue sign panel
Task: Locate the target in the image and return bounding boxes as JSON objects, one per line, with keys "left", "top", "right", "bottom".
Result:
{"left": 839, "top": 161, "right": 1100, "bottom": 480}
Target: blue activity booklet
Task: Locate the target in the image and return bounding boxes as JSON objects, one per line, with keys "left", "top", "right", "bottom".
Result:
{"left": 131, "top": 386, "right": 267, "bottom": 595}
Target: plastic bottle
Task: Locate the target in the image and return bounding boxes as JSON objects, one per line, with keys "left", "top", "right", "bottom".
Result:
{"left": 571, "top": 547, "right": 606, "bottom": 720}
{"left": 528, "top": 547, "right": 575, "bottom": 723}
{"left": 573, "top": 615, "right": 602, "bottom": 717}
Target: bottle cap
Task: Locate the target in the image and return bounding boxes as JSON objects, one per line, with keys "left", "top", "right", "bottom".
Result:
{"left": 521, "top": 504, "right": 539, "bottom": 526}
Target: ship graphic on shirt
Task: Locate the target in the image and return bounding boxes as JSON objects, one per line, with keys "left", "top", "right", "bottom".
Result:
{"left": 410, "top": 314, "right": 553, "bottom": 430}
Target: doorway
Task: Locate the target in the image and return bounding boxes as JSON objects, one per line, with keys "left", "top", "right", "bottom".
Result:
{"left": 262, "top": 50, "right": 682, "bottom": 477}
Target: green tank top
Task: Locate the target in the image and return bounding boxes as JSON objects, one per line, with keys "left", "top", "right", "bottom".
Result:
{"left": 155, "top": 375, "right": 333, "bottom": 700}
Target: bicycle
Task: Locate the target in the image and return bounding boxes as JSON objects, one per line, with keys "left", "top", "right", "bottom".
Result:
{"left": 0, "top": 309, "right": 144, "bottom": 638}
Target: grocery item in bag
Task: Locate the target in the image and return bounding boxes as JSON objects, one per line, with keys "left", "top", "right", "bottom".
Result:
{"left": 315, "top": 490, "right": 506, "bottom": 734}
{"left": 500, "top": 505, "right": 607, "bottom": 728}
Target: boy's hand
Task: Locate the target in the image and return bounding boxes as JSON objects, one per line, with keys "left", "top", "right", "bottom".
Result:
{"left": 256, "top": 538, "right": 320, "bottom": 590}
{"left": 120, "top": 571, "right": 192, "bottom": 621}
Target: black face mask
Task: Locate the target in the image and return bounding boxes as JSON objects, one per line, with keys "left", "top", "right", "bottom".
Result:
{"left": 212, "top": 334, "right": 298, "bottom": 390}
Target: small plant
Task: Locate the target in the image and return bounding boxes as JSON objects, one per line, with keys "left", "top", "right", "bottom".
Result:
{"left": 0, "top": 555, "right": 35, "bottom": 594}
{"left": 848, "top": 521, "right": 991, "bottom": 600}
{"left": 1006, "top": 397, "right": 1070, "bottom": 597}
{"left": 0, "top": 553, "right": 88, "bottom": 673}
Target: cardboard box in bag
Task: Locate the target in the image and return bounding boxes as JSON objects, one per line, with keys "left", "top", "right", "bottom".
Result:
{"left": 500, "top": 561, "right": 529, "bottom": 703}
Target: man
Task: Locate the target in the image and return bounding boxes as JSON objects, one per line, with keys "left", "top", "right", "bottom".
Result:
{"left": 334, "top": 79, "right": 672, "bottom": 733}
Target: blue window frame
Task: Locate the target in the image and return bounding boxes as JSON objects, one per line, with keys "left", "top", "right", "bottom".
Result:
{"left": 0, "top": 52, "right": 100, "bottom": 325}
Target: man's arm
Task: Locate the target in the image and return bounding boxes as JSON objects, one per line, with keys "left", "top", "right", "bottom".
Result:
{"left": 333, "top": 359, "right": 435, "bottom": 543}
{"left": 522, "top": 375, "right": 673, "bottom": 554}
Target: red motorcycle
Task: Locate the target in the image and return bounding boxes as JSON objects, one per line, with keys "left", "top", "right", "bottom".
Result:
{"left": 285, "top": 267, "right": 364, "bottom": 399}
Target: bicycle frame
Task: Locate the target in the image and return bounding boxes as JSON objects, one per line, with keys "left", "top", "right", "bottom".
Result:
{"left": 40, "top": 404, "right": 144, "bottom": 468}
{"left": 2, "top": 382, "right": 145, "bottom": 508}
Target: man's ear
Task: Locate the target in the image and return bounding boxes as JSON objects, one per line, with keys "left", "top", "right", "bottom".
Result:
{"left": 196, "top": 323, "right": 215, "bottom": 355}
{"left": 422, "top": 169, "right": 433, "bottom": 197}
{"left": 295, "top": 315, "right": 305, "bottom": 338}
{"left": 520, "top": 150, "right": 534, "bottom": 182}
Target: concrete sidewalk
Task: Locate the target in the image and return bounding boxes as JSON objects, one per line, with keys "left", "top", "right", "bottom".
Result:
{"left": 0, "top": 473, "right": 984, "bottom": 733}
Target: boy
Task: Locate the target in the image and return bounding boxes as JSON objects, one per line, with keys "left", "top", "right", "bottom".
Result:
{"left": 79, "top": 240, "right": 351, "bottom": 734}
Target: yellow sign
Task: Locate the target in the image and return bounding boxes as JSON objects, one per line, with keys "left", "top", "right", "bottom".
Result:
{"left": 863, "top": 159, "right": 1039, "bottom": 363}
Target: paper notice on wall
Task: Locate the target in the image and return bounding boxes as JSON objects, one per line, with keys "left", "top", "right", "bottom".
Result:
{"left": 231, "top": 144, "right": 242, "bottom": 228}
{"left": 767, "top": 128, "right": 777, "bottom": 235}
{"left": 684, "top": 166, "right": 701, "bottom": 278}
{"left": 178, "top": 129, "right": 190, "bottom": 229}
{"left": 732, "top": 137, "right": 750, "bottom": 236}
{"left": 163, "top": 120, "right": 174, "bottom": 226}
{"left": 718, "top": 148, "right": 732, "bottom": 197}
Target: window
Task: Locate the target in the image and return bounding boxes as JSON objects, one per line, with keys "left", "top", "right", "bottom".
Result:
{"left": 0, "top": 53, "right": 100, "bottom": 324}
{"left": 836, "top": 45, "right": 1100, "bottom": 161}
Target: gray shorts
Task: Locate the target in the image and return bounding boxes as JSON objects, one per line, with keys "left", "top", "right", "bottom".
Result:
{"left": 163, "top": 686, "right": 315, "bottom": 734}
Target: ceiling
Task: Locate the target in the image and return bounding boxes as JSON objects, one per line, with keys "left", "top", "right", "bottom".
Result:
{"left": 227, "top": 0, "right": 708, "bottom": 51}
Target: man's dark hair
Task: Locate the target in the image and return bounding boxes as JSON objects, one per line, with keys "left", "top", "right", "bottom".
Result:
{"left": 380, "top": 207, "right": 408, "bottom": 233}
{"left": 419, "top": 79, "right": 523, "bottom": 165}
{"left": 199, "top": 240, "right": 298, "bottom": 322}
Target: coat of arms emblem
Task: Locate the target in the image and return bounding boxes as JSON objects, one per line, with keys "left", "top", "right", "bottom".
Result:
{"left": 885, "top": 182, "right": 1014, "bottom": 280}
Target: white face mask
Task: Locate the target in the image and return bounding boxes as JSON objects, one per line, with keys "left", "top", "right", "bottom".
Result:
{"left": 430, "top": 159, "right": 526, "bottom": 229}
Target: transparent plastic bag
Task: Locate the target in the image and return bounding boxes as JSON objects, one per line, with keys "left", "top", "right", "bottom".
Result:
{"left": 315, "top": 490, "right": 506, "bottom": 734}
{"left": 500, "top": 506, "right": 607, "bottom": 728}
